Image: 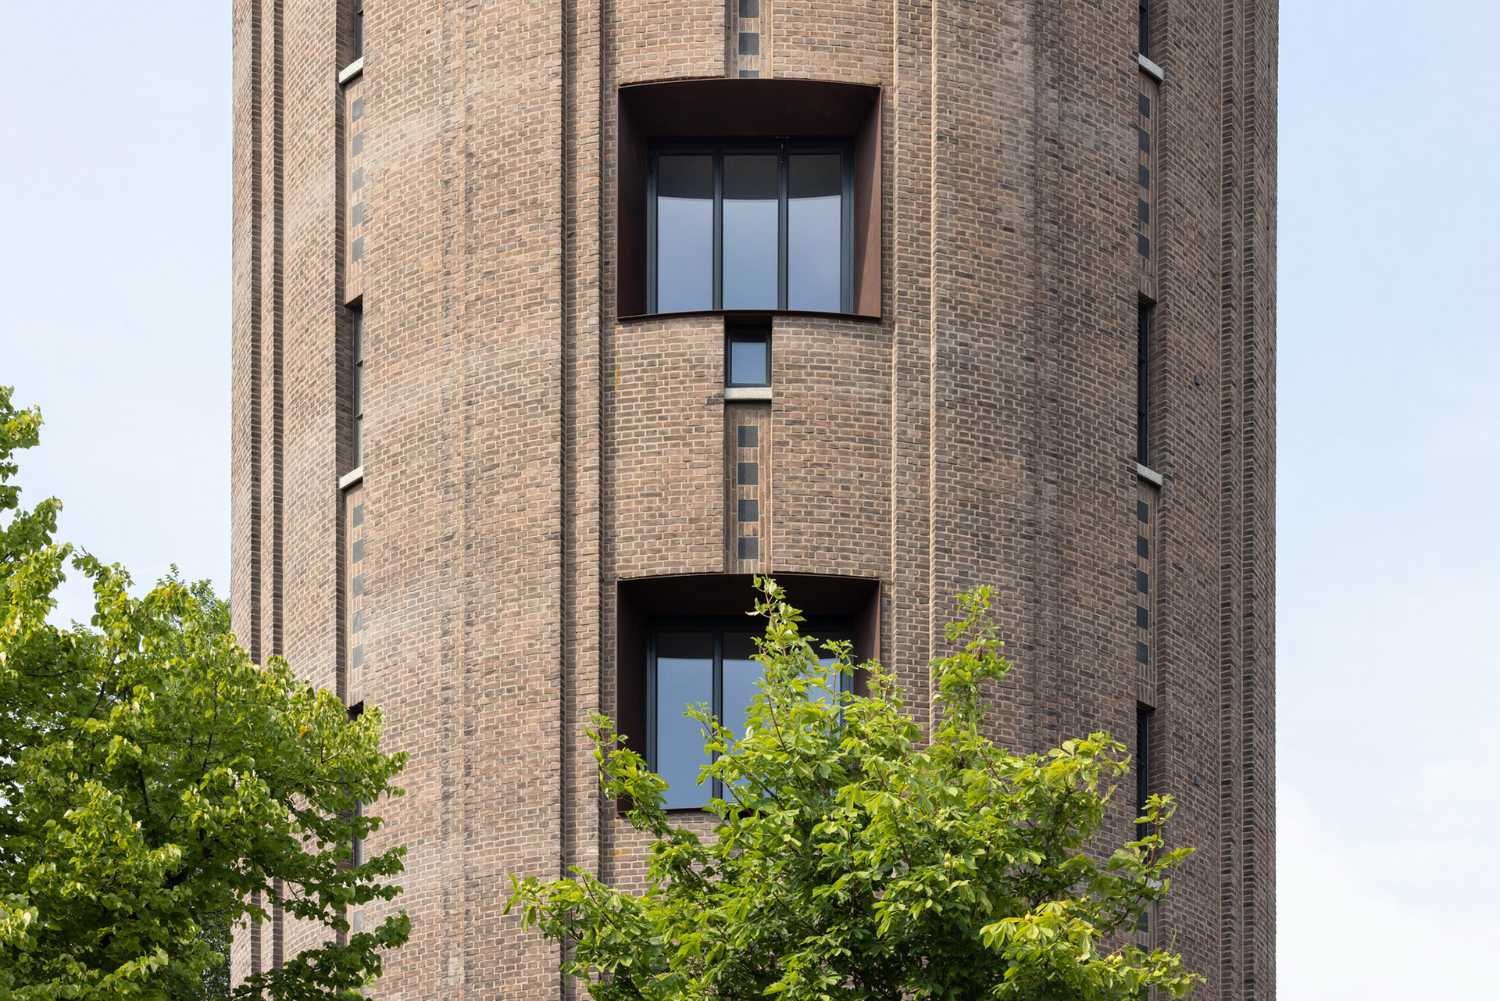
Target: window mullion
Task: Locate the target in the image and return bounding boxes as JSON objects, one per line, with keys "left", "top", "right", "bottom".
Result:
{"left": 713, "top": 151, "right": 724, "bottom": 311}
{"left": 646, "top": 152, "right": 658, "bottom": 314}
{"left": 842, "top": 148, "right": 854, "bottom": 314}
{"left": 778, "top": 146, "right": 789, "bottom": 310}
{"left": 646, "top": 633, "right": 658, "bottom": 773}
{"left": 712, "top": 630, "right": 725, "bottom": 800}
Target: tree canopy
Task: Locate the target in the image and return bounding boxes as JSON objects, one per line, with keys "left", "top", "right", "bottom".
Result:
{"left": 511, "top": 578, "right": 1198, "bottom": 1000}
{"left": 0, "top": 386, "right": 409, "bottom": 1000}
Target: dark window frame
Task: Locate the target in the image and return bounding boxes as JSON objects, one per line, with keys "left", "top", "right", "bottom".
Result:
{"left": 646, "top": 616, "right": 854, "bottom": 809}
{"left": 1135, "top": 704, "right": 1151, "bottom": 817}
{"left": 1137, "top": 300, "right": 1153, "bottom": 467}
{"left": 1138, "top": 0, "right": 1151, "bottom": 58}
{"left": 725, "top": 318, "right": 772, "bottom": 388}
{"left": 352, "top": 0, "right": 365, "bottom": 61}
{"left": 351, "top": 301, "right": 365, "bottom": 468}
{"left": 647, "top": 139, "right": 854, "bottom": 316}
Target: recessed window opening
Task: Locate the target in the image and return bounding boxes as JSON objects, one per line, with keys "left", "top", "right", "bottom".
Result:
{"left": 352, "top": 0, "right": 365, "bottom": 61}
{"left": 351, "top": 301, "right": 365, "bottom": 468}
{"left": 726, "top": 318, "right": 771, "bottom": 387}
{"left": 1138, "top": 0, "right": 1151, "bottom": 58}
{"left": 649, "top": 620, "right": 853, "bottom": 810}
{"left": 649, "top": 141, "right": 852, "bottom": 315}
{"left": 347, "top": 701, "right": 366, "bottom": 867}
{"left": 1136, "top": 704, "right": 1153, "bottom": 825}
{"left": 1137, "top": 300, "right": 1153, "bottom": 467}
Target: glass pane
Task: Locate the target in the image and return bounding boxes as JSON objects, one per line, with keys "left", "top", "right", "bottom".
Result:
{"left": 721, "top": 632, "right": 764, "bottom": 745}
{"left": 788, "top": 154, "right": 843, "bottom": 312}
{"left": 722, "top": 154, "right": 779, "bottom": 309}
{"left": 656, "top": 155, "right": 714, "bottom": 312}
{"left": 655, "top": 632, "right": 714, "bottom": 808}
{"left": 728, "top": 333, "right": 769, "bottom": 386}
{"left": 813, "top": 630, "right": 853, "bottom": 699}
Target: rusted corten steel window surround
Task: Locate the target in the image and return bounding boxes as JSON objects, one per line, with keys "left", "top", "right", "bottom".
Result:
{"left": 616, "top": 573, "right": 881, "bottom": 812}
{"left": 618, "top": 78, "right": 882, "bottom": 320}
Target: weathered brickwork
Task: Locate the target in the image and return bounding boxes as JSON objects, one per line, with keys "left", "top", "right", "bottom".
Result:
{"left": 231, "top": 1, "right": 1276, "bottom": 998}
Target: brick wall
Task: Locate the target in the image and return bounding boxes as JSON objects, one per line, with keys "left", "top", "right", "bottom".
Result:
{"left": 231, "top": 0, "right": 1276, "bottom": 997}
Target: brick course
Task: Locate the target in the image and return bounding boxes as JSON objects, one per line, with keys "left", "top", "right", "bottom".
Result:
{"left": 231, "top": 1, "right": 1275, "bottom": 997}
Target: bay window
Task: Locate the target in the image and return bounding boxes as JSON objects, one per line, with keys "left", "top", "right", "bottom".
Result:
{"left": 648, "top": 142, "right": 853, "bottom": 315}
{"left": 648, "top": 622, "right": 853, "bottom": 809}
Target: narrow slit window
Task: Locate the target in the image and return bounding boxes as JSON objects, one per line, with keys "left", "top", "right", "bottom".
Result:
{"left": 352, "top": 0, "right": 365, "bottom": 61}
{"left": 1138, "top": 0, "right": 1150, "bottom": 58}
{"left": 347, "top": 702, "right": 366, "bottom": 868}
{"left": 1136, "top": 704, "right": 1153, "bottom": 823}
{"left": 351, "top": 301, "right": 365, "bottom": 469}
{"left": 1137, "top": 301, "right": 1152, "bottom": 467}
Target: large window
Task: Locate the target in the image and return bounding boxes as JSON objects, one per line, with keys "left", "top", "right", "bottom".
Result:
{"left": 649, "top": 622, "right": 851, "bottom": 809}
{"left": 649, "top": 143, "right": 852, "bottom": 315}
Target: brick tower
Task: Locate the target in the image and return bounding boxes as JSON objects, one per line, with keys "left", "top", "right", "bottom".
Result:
{"left": 230, "top": 0, "right": 1276, "bottom": 996}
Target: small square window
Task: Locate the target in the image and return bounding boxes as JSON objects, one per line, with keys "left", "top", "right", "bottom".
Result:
{"left": 727, "top": 324, "right": 770, "bottom": 387}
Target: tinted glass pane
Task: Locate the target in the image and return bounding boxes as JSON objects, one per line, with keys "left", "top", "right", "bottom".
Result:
{"left": 728, "top": 333, "right": 769, "bottom": 386}
{"left": 814, "top": 635, "right": 852, "bottom": 700}
{"left": 656, "top": 155, "right": 714, "bottom": 312}
{"left": 722, "top": 154, "right": 779, "bottom": 309}
{"left": 817, "top": 656, "right": 843, "bottom": 696}
{"left": 721, "top": 632, "right": 764, "bottom": 745}
{"left": 788, "top": 154, "right": 843, "bottom": 312}
{"left": 655, "top": 633, "right": 714, "bottom": 808}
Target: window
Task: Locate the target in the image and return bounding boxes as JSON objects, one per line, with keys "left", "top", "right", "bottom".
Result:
{"left": 649, "top": 142, "right": 852, "bottom": 315}
{"left": 1137, "top": 301, "right": 1152, "bottom": 466}
{"left": 1138, "top": 0, "right": 1150, "bottom": 57}
{"left": 352, "top": 0, "right": 365, "bottom": 61}
{"left": 726, "top": 319, "right": 770, "bottom": 387}
{"left": 1136, "top": 704, "right": 1153, "bottom": 823}
{"left": 1136, "top": 704, "right": 1153, "bottom": 931}
{"left": 351, "top": 302, "right": 364, "bottom": 468}
{"left": 347, "top": 701, "right": 366, "bottom": 867}
{"left": 649, "top": 622, "right": 852, "bottom": 809}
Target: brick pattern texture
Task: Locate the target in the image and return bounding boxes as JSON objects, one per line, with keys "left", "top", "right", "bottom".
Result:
{"left": 230, "top": 1, "right": 1276, "bottom": 998}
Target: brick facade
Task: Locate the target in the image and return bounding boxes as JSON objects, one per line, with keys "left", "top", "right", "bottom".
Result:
{"left": 231, "top": 1, "right": 1276, "bottom": 997}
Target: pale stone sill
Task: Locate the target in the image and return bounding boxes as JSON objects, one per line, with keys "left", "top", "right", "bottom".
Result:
{"left": 1138, "top": 53, "right": 1165, "bottom": 81}
{"left": 1136, "top": 462, "right": 1164, "bottom": 486}
{"left": 724, "top": 387, "right": 772, "bottom": 402}
{"left": 339, "top": 57, "right": 364, "bottom": 85}
{"left": 339, "top": 465, "right": 365, "bottom": 491}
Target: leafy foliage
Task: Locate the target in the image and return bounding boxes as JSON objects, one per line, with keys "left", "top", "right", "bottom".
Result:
{"left": 511, "top": 577, "right": 1198, "bottom": 1000}
{"left": 0, "top": 386, "right": 410, "bottom": 1000}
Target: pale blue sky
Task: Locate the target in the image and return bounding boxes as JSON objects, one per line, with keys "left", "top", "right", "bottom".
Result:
{"left": 2, "top": 2, "right": 1497, "bottom": 997}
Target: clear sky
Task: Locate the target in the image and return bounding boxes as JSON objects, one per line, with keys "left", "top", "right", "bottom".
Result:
{"left": 2, "top": 2, "right": 1496, "bottom": 997}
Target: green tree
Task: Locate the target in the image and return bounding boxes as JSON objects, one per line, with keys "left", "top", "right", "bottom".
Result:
{"left": 0, "top": 385, "right": 410, "bottom": 999}
{"left": 510, "top": 578, "right": 1198, "bottom": 1000}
